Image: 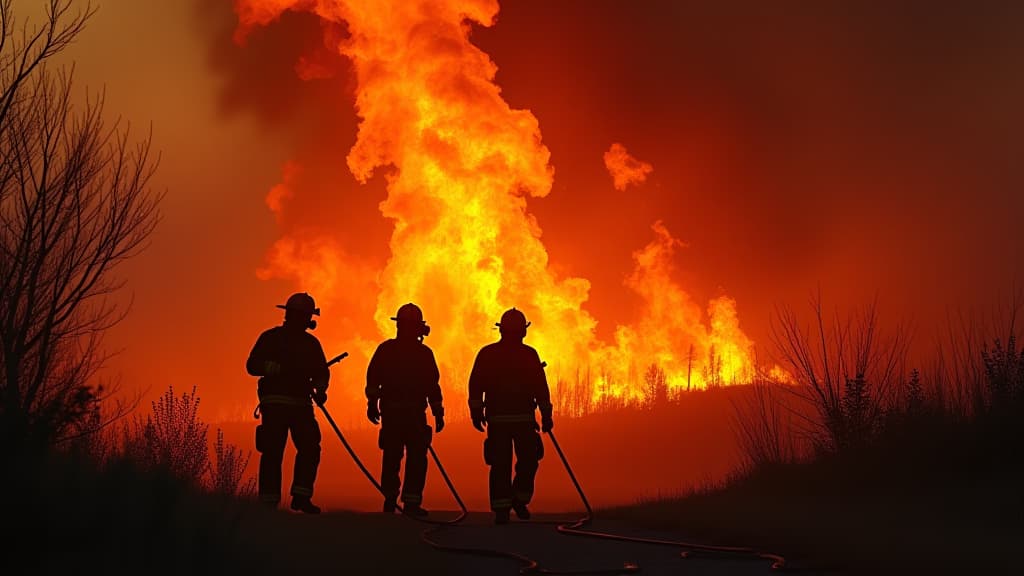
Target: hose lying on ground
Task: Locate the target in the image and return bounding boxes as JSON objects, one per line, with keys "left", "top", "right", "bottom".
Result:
{"left": 318, "top": 399, "right": 636, "bottom": 574}
{"left": 319, "top": 353, "right": 786, "bottom": 573}
{"left": 542, "top": 430, "right": 787, "bottom": 571}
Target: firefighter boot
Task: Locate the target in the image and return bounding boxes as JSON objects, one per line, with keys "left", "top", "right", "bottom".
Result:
{"left": 383, "top": 498, "right": 397, "bottom": 513}
{"left": 290, "top": 496, "right": 322, "bottom": 514}
{"left": 512, "top": 501, "right": 531, "bottom": 520}
{"left": 402, "top": 503, "right": 429, "bottom": 517}
{"left": 494, "top": 508, "right": 511, "bottom": 525}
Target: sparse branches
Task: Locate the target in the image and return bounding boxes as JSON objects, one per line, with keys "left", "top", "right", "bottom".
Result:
{"left": 0, "top": 0, "right": 162, "bottom": 451}
{"left": 0, "top": 1, "right": 95, "bottom": 128}
{"left": 932, "top": 291, "right": 1022, "bottom": 419}
{"left": 125, "top": 386, "right": 209, "bottom": 484}
{"left": 981, "top": 334, "right": 1022, "bottom": 415}
{"left": 770, "top": 291, "right": 909, "bottom": 454}
{"left": 210, "top": 428, "right": 254, "bottom": 497}
{"left": 730, "top": 376, "right": 796, "bottom": 469}
{"left": 121, "top": 385, "right": 255, "bottom": 494}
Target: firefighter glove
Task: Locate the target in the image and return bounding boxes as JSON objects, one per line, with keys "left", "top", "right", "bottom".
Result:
{"left": 312, "top": 390, "right": 327, "bottom": 406}
{"left": 541, "top": 415, "right": 554, "bottom": 433}
{"left": 367, "top": 399, "right": 381, "bottom": 425}
{"left": 263, "top": 360, "right": 282, "bottom": 376}
{"left": 434, "top": 414, "right": 445, "bottom": 433}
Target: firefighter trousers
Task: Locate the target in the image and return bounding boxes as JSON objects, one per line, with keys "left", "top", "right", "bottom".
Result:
{"left": 379, "top": 414, "right": 432, "bottom": 506}
{"left": 256, "top": 403, "right": 322, "bottom": 504}
{"left": 484, "top": 421, "right": 543, "bottom": 511}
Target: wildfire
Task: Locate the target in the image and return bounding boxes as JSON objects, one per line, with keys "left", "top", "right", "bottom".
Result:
{"left": 233, "top": 0, "right": 771, "bottom": 414}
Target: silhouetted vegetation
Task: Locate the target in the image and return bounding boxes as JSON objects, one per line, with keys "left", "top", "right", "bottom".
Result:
{"left": 120, "top": 385, "right": 256, "bottom": 496}
{"left": 601, "top": 293, "right": 1024, "bottom": 575}
{"left": 0, "top": 5, "right": 451, "bottom": 575}
{"left": 1, "top": 0, "right": 162, "bottom": 463}
{"left": 3, "top": 10, "right": 1017, "bottom": 573}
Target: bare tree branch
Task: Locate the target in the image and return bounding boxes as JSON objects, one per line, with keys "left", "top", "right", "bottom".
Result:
{"left": 1, "top": 1, "right": 162, "bottom": 450}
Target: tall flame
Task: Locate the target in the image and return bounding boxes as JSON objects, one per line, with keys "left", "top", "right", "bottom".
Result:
{"left": 234, "top": 0, "right": 768, "bottom": 414}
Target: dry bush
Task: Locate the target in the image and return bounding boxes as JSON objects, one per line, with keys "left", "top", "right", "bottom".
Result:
{"left": 210, "top": 428, "right": 255, "bottom": 497}
{"left": 122, "top": 385, "right": 254, "bottom": 495}
{"left": 124, "top": 385, "right": 209, "bottom": 484}
{"left": 770, "top": 292, "right": 909, "bottom": 455}
{"left": 729, "top": 376, "right": 799, "bottom": 469}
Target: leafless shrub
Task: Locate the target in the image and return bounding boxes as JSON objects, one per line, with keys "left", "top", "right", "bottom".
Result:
{"left": 729, "top": 375, "right": 798, "bottom": 469}
{"left": 926, "top": 291, "right": 1023, "bottom": 420}
{"left": 981, "top": 334, "right": 1022, "bottom": 415}
{"left": 210, "top": 428, "right": 255, "bottom": 497}
{"left": 770, "top": 292, "right": 909, "bottom": 455}
{"left": 124, "top": 386, "right": 210, "bottom": 485}
{"left": 121, "top": 385, "right": 256, "bottom": 495}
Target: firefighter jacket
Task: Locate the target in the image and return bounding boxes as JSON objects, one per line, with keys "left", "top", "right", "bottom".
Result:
{"left": 247, "top": 324, "right": 330, "bottom": 407}
{"left": 468, "top": 339, "right": 552, "bottom": 424}
{"left": 365, "top": 338, "right": 443, "bottom": 419}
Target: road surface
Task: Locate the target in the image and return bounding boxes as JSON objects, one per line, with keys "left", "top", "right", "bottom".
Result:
{"left": 398, "top": 511, "right": 831, "bottom": 575}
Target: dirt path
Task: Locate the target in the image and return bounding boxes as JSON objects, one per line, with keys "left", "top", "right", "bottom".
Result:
{"left": 234, "top": 506, "right": 836, "bottom": 575}
{"left": 378, "top": 511, "right": 830, "bottom": 576}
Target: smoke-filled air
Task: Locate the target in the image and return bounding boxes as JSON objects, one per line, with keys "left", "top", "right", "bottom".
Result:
{"left": 6, "top": 1, "right": 1024, "bottom": 572}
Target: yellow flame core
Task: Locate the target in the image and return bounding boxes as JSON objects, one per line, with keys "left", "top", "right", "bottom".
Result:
{"left": 236, "top": 0, "right": 766, "bottom": 412}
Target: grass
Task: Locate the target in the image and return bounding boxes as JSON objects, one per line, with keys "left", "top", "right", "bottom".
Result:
{"left": 12, "top": 382, "right": 1021, "bottom": 576}
{"left": 11, "top": 447, "right": 453, "bottom": 575}
{"left": 597, "top": 408, "right": 1023, "bottom": 575}
{"left": 11, "top": 301, "right": 1023, "bottom": 576}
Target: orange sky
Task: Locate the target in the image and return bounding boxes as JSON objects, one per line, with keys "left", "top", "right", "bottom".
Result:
{"left": 50, "top": 0, "right": 1024, "bottom": 431}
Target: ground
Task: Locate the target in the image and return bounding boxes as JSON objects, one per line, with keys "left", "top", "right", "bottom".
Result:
{"left": 233, "top": 507, "right": 837, "bottom": 576}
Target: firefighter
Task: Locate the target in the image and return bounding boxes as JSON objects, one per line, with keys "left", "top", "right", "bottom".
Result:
{"left": 246, "top": 292, "right": 330, "bottom": 514}
{"left": 468, "top": 307, "right": 553, "bottom": 524}
{"left": 365, "top": 302, "right": 445, "bottom": 517}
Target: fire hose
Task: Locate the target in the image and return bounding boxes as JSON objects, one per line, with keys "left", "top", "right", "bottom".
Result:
{"left": 541, "top": 430, "right": 788, "bottom": 571}
{"left": 320, "top": 352, "right": 788, "bottom": 573}
{"left": 318, "top": 353, "right": 468, "bottom": 524}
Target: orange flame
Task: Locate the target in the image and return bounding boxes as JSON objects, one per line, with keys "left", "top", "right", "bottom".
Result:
{"left": 604, "top": 142, "right": 653, "bottom": 191}
{"left": 234, "top": 0, "right": 774, "bottom": 414}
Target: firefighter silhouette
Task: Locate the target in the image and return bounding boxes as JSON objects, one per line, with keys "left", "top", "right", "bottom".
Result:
{"left": 365, "top": 302, "right": 445, "bottom": 517}
{"left": 246, "top": 292, "right": 330, "bottom": 514}
{"left": 468, "top": 307, "right": 553, "bottom": 524}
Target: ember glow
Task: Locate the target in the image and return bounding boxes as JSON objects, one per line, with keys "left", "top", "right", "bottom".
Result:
{"left": 233, "top": 0, "right": 771, "bottom": 412}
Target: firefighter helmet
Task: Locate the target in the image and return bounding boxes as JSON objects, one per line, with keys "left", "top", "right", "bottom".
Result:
{"left": 496, "top": 307, "right": 530, "bottom": 331}
{"left": 391, "top": 303, "right": 429, "bottom": 337}
{"left": 276, "top": 292, "right": 320, "bottom": 316}
{"left": 391, "top": 303, "right": 423, "bottom": 323}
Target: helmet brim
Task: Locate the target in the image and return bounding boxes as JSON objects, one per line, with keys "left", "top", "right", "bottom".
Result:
{"left": 277, "top": 304, "right": 320, "bottom": 316}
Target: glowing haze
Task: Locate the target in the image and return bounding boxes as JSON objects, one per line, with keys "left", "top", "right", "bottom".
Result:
{"left": 233, "top": 0, "right": 765, "bottom": 412}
